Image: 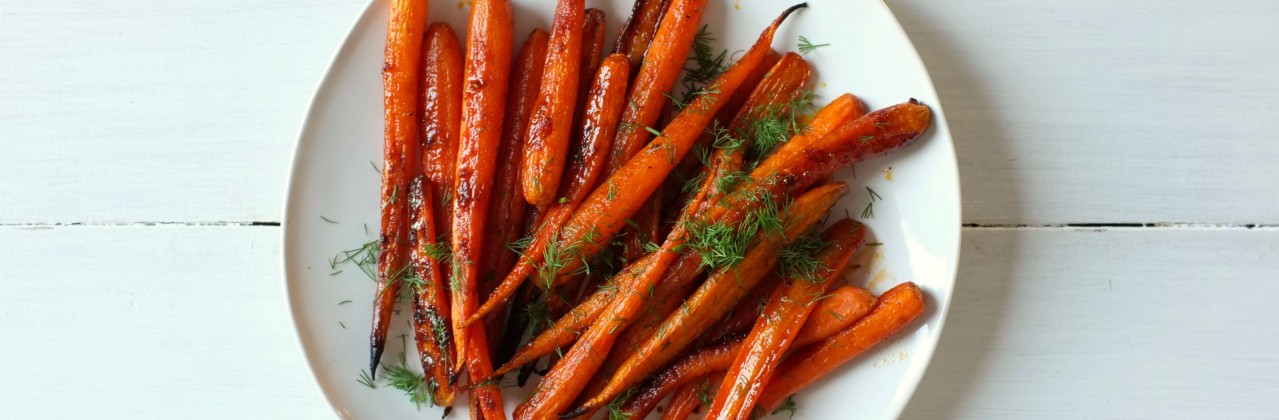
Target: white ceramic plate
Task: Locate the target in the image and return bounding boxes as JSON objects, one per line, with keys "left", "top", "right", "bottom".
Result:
{"left": 284, "top": 0, "right": 959, "bottom": 418}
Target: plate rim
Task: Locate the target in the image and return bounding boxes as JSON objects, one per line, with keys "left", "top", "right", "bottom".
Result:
{"left": 280, "top": 0, "right": 962, "bottom": 417}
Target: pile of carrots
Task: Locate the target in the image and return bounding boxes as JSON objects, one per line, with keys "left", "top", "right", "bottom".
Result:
{"left": 371, "top": 0, "right": 932, "bottom": 418}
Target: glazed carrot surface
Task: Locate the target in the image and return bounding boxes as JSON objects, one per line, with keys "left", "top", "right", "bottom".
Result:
{"left": 757, "top": 282, "right": 927, "bottom": 413}
{"left": 370, "top": 0, "right": 429, "bottom": 379}
{"left": 521, "top": 0, "right": 585, "bottom": 206}
{"left": 453, "top": 0, "right": 513, "bottom": 417}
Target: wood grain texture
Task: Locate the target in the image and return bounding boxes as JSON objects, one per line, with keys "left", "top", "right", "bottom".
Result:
{"left": 0, "top": 0, "right": 367, "bottom": 224}
{"left": 0, "top": 226, "right": 329, "bottom": 418}
{"left": 889, "top": 0, "right": 1279, "bottom": 224}
{"left": 903, "top": 227, "right": 1279, "bottom": 419}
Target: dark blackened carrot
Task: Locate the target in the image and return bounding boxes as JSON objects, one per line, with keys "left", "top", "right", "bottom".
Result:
{"left": 757, "top": 282, "right": 926, "bottom": 413}
{"left": 408, "top": 179, "right": 458, "bottom": 407}
{"left": 709, "top": 220, "right": 865, "bottom": 419}
{"left": 371, "top": 0, "right": 429, "bottom": 379}
{"left": 621, "top": 286, "right": 876, "bottom": 418}
{"left": 605, "top": 0, "right": 709, "bottom": 176}
{"left": 468, "top": 4, "right": 806, "bottom": 326}
{"left": 613, "top": 0, "right": 671, "bottom": 73}
{"left": 454, "top": 0, "right": 512, "bottom": 417}
{"left": 522, "top": 0, "right": 586, "bottom": 206}
{"left": 577, "top": 9, "right": 607, "bottom": 108}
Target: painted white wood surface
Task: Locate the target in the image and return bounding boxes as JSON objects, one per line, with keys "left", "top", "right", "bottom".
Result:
{"left": 2, "top": 0, "right": 1278, "bottom": 418}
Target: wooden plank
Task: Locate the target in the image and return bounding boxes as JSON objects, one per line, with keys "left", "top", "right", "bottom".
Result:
{"left": 0, "top": 0, "right": 366, "bottom": 224}
{"left": 890, "top": 0, "right": 1279, "bottom": 224}
{"left": 3, "top": 0, "right": 1278, "bottom": 224}
{"left": 0, "top": 226, "right": 329, "bottom": 417}
{"left": 903, "top": 227, "right": 1279, "bottom": 419}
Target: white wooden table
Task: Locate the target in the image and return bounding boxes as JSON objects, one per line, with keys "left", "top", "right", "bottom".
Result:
{"left": 3, "top": 0, "right": 1276, "bottom": 418}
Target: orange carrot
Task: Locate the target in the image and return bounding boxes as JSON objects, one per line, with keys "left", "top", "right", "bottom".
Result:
{"left": 371, "top": 0, "right": 429, "bottom": 379}
{"left": 468, "top": 4, "right": 806, "bottom": 326}
{"left": 577, "top": 9, "right": 607, "bottom": 108}
{"left": 521, "top": 0, "right": 585, "bottom": 206}
{"left": 664, "top": 376, "right": 718, "bottom": 420}
{"left": 565, "top": 180, "right": 847, "bottom": 418}
{"left": 454, "top": 0, "right": 512, "bottom": 417}
{"left": 408, "top": 179, "right": 458, "bottom": 407}
{"left": 491, "top": 254, "right": 653, "bottom": 377}
{"left": 620, "top": 285, "right": 876, "bottom": 418}
{"left": 757, "top": 282, "right": 926, "bottom": 412}
{"left": 699, "top": 273, "right": 781, "bottom": 346}
{"left": 605, "top": 0, "right": 708, "bottom": 176}
{"left": 480, "top": 28, "right": 547, "bottom": 301}
{"left": 419, "top": 22, "right": 464, "bottom": 252}
{"left": 709, "top": 220, "right": 866, "bottom": 419}
{"left": 613, "top": 0, "right": 671, "bottom": 73}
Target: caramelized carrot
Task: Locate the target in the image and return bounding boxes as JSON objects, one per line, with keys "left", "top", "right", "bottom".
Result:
{"left": 621, "top": 286, "right": 876, "bottom": 418}
{"left": 699, "top": 273, "right": 781, "bottom": 346}
{"left": 419, "top": 23, "right": 464, "bottom": 252}
{"left": 408, "top": 179, "right": 458, "bottom": 406}
{"left": 468, "top": 4, "right": 806, "bottom": 326}
{"left": 709, "top": 220, "right": 866, "bottom": 419}
{"left": 454, "top": 0, "right": 512, "bottom": 417}
{"left": 757, "top": 282, "right": 926, "bottom": 412}
{"left": 479, "top": 27, "right": 548, "bottom": 329}
{"left": 664, "top": 376, "right": 718, "bottom": 420}
{"left": 521, "top": 0, "right": 585, "bottom": 206}
{"left": 577, "top": 9, "right": 607, "bottom": 107}
{"left": 370, "top": 0, "right": 429, "bottom": 379}
{"left": 491, "top": 254, "right": 653, "bottom": 377}
{"left": 566, "top": 180, "right": 847, "bottom": 418}
{"left": 613, "top": 0, "right": 671, "bottom": 73}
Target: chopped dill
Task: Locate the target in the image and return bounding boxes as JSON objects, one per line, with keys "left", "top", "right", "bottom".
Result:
{"left": 339, "top": 321, "right": 346, "bottom": 329}
{"left": 330, "top": 239, "right": 380, "bottom": 281}
{"left": 797, "top": 35, "right": 830, "bottom": 55}
{"left": 370, "top": 160, "right": 381, "bottom": 174}
{"left": 779, "top": 234, "right": 829, "bottom": 282}
{"left": 338, "top": 300, "right": 353, "bottom": 305}
{"left": 772, "top": 395, "right": 800, "bottom": 418}
{"left": 319, "top": 215, "right": 338, "bottom": 224}
{"left": 860, "top": 187, "right": 883, "bottom": 219}
{"left": 357, "top": 369, "right": 377, "bottom": 389}
{"left": 644, "top": 126, "right": 663, "bottom": 137}
{"left": 381, "top": 360, "right": 435, "bottom": 409}
{"left": 507, "top": 235, "right": 533, "bottom": 254}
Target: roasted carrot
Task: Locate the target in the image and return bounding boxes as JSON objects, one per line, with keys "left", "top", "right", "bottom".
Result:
{"left": 620, "top": 285, "right": 875, "bottom": 418}
{"left": 481, "top": 28, "right": 546, "bottom": 296}
{"left": 468, "top": 4, "right": 806, "bottom": 326}
{"left": 491, "top": 254, "right": 652, "bottom": 377}
{"left": 454, "top": 0, "right": 512, "bottom": 417}
{"left": 613, "top": 0, "right": 671, "bottom": 73}
{"left": 565, "top": 180, "right": 847, "bottom": 418}
{"left": 419, "top": 22, "right": 464, "bottom": 251}
{"left": 408, "top": 179, "right": 458, "bottom": 406}
{"left": 521, "top": 0, "right": 585, "bottom": 206}
{"left": 664, "top": 376, "right": 718, "bottom": 420}
{"left": 757, "top": 282, "right": 926, "bottom": 412}
{"left": 747, "top": 99, "right": 932, "bottom": 203}
{"left": 370, "top": 0, "right": 429, "bottom": 379}
{"left": 699, "top": 273, "right": 781, "bottom": 346}
{"left": 709, "top": 219, "right": 866, "bottom": 419}
{"left": 605, "top": 0, "right": 708, "bottom": 176}
{"left": 577, "top": 9, "right": 607, "bottom": 108}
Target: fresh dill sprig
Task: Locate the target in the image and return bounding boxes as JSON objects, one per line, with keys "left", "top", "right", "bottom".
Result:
{"left": 683, "top": 26, "right": 730, "bottom": 89}
{"left": 715, "top": 170, "right": 751, "bottom": 196}
{"left": 772, "top": 395, "right": 800, "bottom": 418}
{"left": 779, "top": 234, "right": 829, "bottom": 282}
{"left": 606, "top": 391, "right": 635, "bottom": 420}
{"left": 507, "top": 235, "right": 533, "bottom": 254}
{"left": 381, "top": 361, "right": 434, "bottom": 409}
{"left": 684, "top": 191, "right": 786, "bottom": 269}
{"left": 860, "top": 186, "right": 883, "bottom": 219}
{"left": 695, "top": 379, "right": 715, "bottom": 407}
{"left": 525, "top": 300, "right": 553, "bottom": 331}
{"left": 797, "top": 35, "right": 830, "bottom": 55}
{"left": 330, "top": 239, "right": 380, "bottom": 280}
